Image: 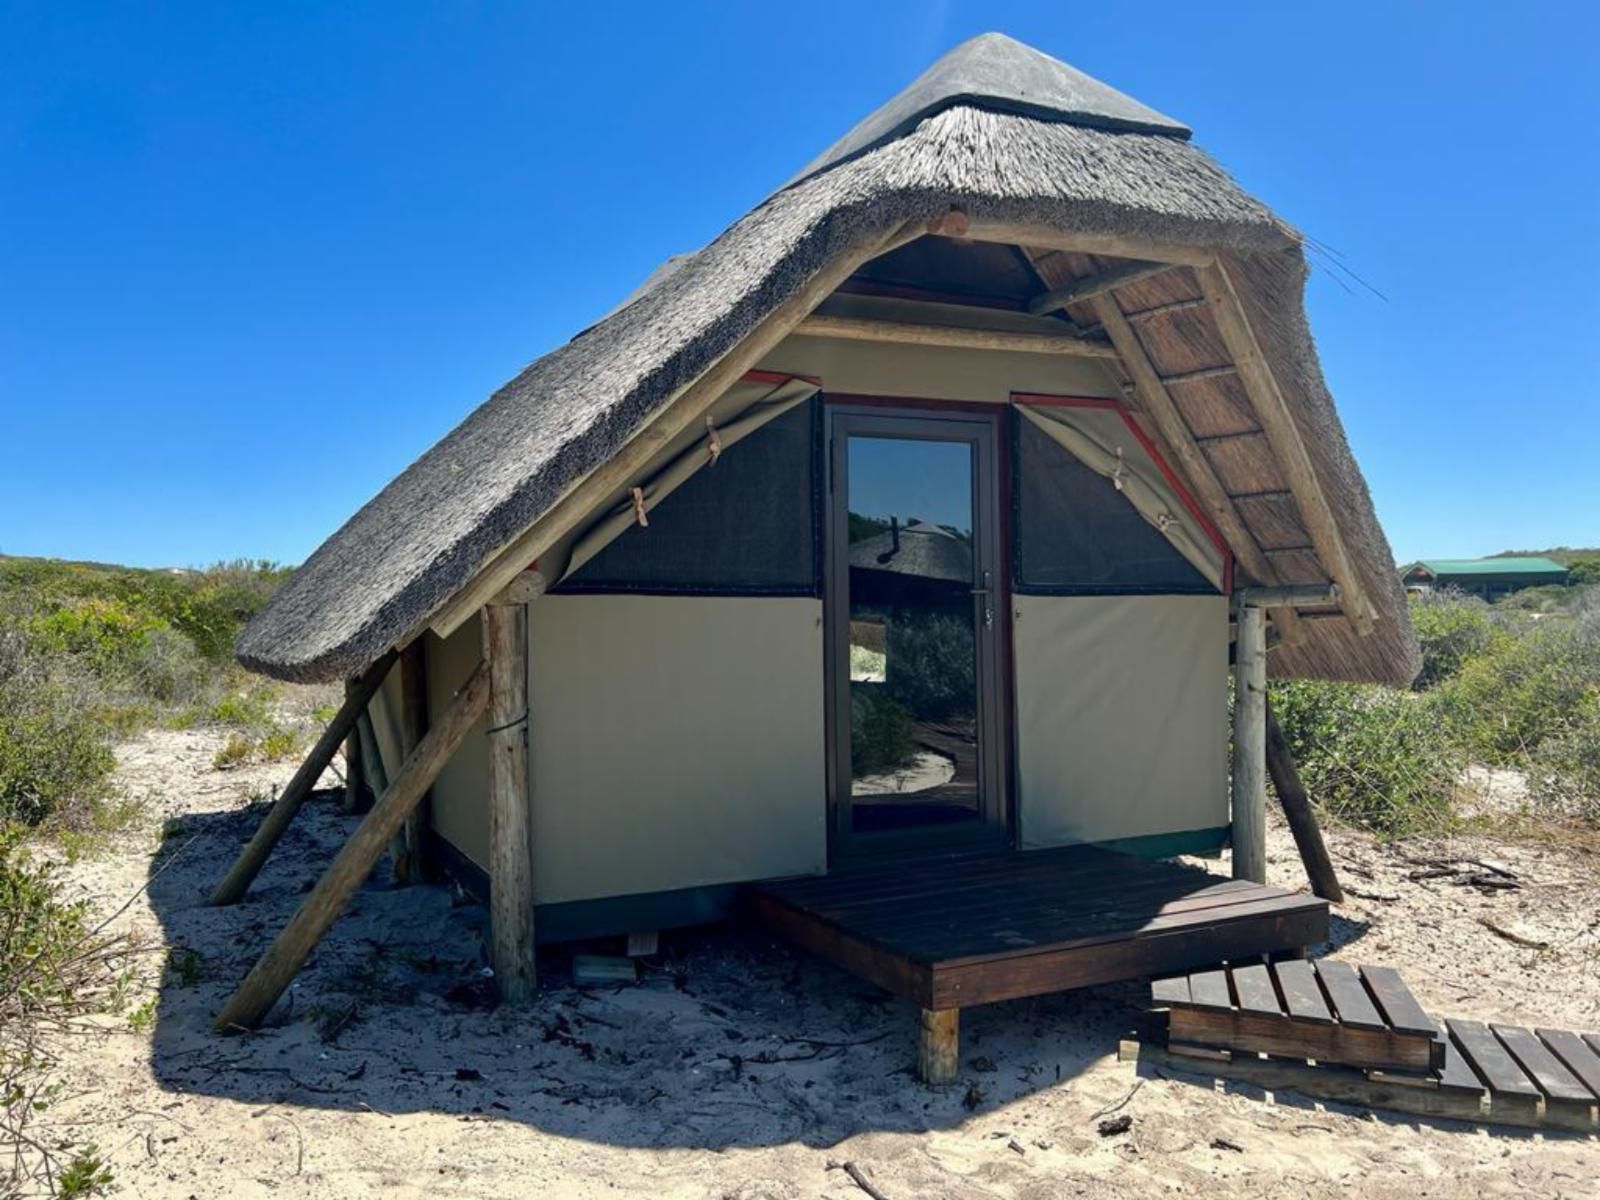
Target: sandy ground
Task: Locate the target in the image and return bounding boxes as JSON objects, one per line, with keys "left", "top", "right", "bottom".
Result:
{"left": 36, "top": 726, "right": 1600, "bottom": 1199}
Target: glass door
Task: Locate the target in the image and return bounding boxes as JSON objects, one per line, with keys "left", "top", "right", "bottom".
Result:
{"left": 826, "top": 409, "right": 1005, "bottom": 852}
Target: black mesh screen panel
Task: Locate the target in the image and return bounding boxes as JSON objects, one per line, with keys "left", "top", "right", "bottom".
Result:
{"left": 556, "top": 398, "right": 820, "bottom": 595}
{"left": 1013, "top": 413, "right": 1214, "bottom": 594}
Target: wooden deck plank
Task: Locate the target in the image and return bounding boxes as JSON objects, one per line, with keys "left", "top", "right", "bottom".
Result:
{"left": 1360, "top": 965, "right": 1436, "bottom": 1037}
{"left": 1187, "top": 970, "right": 1232, "bottom": 1011}
{"left": 1434, "top": 1020, "right": 1488, "bottom": 1094}
{"left": 1230, "top": 963, "right": 1283, "bottom": 1016}
{"left": 932, "top": 900, "right": 1325, "bottom": 1009}
{"left": 770, "top": 845, "right": 1128, "bottom": 907}
{"left": 814, "top": 864, "right": 1264, "bottom": 929}
{"left": 1492, "top": 1024, "right": 1594, "bottom": 1103}
{"left": 886, "top": 884, "right": 1296, "bottom": 962}
{"left": 829, "top": 875, "right": 1264, "bottom": 944}
{"left": 1448, "top": 1019, "right": 1541, "bottom": 1098}
{"left": 1537, "top": 1028, "right": 1600, "bottom": 1101}
{"left": 935, "top": 893, "right": 1327, "bottom": 971}
{"left": 1314, "top": 960, "right": 1386, "bottom": 1030}
{"left": 1272, "top": 958, "right": 1333, "bottom": 1025}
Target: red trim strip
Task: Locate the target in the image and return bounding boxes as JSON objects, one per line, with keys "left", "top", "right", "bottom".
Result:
{"left": 741, "top": 368, "right": 823, "bottom": 387}
{"left": 822, "top": 392, "right": 1000, "bottom": 416}
{"left": 1012, "top": 392, "right": 1235, "bottom": 593}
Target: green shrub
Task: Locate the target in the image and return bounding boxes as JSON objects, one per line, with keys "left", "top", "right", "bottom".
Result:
{"left": 850, "top": 688, "right": 917, "bottom": 776}
{"left": 212, "top": 734, "right": 255, "bottom": 771}
{"left": 259, "top": 724, "right": 302, "bottom": 762}
{"left": 1436, "top": 607, "right": 1600, "bottom": 763}
{"left": 1268, "top": 680, "right": 1463, "bottom": 833}
{"left": 1408, "top": 591, "right": 1501, "bottom": 689}
{"left": 1528, "top": 707, "right": 1600, "bottom": 821}
{"left": 210, "top": 682, "right": 277, "bottom": 730}
{"left": 1, "top": 829, "right": 127, "bottom": 1193}
{"left": 885, "top": 612, "right": 975, "bottom": 721}
{"left": 0, "top": 623, "right": 115, "bottom": 827}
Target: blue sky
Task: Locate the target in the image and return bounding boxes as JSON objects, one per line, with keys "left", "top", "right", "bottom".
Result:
{"left": 2, "top": 2, "right": 1596, "bottom": 568}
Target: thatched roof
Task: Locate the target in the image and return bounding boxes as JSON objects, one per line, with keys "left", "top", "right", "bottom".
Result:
{"left": 238, "top": 32, "right": 1420, "bottom": 687}
{"left": 850, "top": 521, "right": 974, "bottom": 586}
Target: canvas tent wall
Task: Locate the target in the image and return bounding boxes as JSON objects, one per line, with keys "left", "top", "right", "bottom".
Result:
{"left": 404, "top": 303, "right": 1234, "bottom": 921}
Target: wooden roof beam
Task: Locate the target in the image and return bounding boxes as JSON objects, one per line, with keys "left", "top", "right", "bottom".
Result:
{"left": 1196, "top": 261, "right": 1376, "bottom": 635}
{"left": 1090, "top": 294, "right": 1306, "bottom": 648}
{"left": 793, "top": 313, "right": 1119, "bottom": 358}
{"left": 1027, "top": 259, "right": 1178, "bottom": 316}
{"left": 964, "top": 219, "right": 1218, "bottom": 269}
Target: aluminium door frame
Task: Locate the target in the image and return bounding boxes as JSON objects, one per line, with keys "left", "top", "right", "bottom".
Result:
{"left": 822, "top": 400, "right": 1013, "bottom": 864}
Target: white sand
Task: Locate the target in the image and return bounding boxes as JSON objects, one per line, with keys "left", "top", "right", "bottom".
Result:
{"left": 36, "top": 726, "right": 1600, "bottom": 1198}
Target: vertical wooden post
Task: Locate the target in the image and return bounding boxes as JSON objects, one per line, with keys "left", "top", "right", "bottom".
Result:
{"left": 343, "top": 679, "right": 367, "bottom": 813}
{"left": 484, "top": 601, "right": 537, "bottom": 1005}
{"left": 918, "top": 1008, "right": 960, "bottom": 1085}
{"left": 1232, "top": 600, "right": 1267, "bottom": 884}
{"left": 394, "top": 639, "right": 431, "bottom": 884}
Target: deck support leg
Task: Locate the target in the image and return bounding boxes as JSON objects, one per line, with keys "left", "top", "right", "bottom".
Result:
{"left": 484, "top": 600, "right": 537, "bottom": 1005}
{"left": 918, "top": 1008, "right": 960, "bottom": 1086}
{"left": 1231, "top": 600, "right": 1267, "bottom": 884}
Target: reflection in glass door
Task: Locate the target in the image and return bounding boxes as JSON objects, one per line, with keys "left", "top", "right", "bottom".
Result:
{"left": 828, "top": 411, "right": 1003, "bottom": 846}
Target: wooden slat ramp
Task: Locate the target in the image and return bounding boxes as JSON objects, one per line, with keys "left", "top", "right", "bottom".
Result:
{"left": 1128, "top": 959, "right": 1600, "bottom": 1132}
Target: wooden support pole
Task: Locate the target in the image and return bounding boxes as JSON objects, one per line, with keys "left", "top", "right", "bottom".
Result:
{"left": 212, "top": 660, "right": 491, "bottom": 1032}
{"left": 484, "top": 602, "right": 537, "bottom": 1005}
{"left": 918, "top": 1009, "right": 960, "bottom": 1085}
{"left": 394, "top": 638, "right": 430, "bottom": 884}
{"left": 209, "top": 650, "right": 397, "bottom": 907}
{"left": 1197, "top": 260, "right": 1375, "bottom": 634}
{"left": 1088, "top": 292, "right": 1306, "bottom": 650}
{"left": 792, "top": 313, "right": 1118, "bottom": 358}
{"left": 342, "top": 682, "right": 366, "bottom": 814}
{"left": 1265, "top": 698, "right": 1345, "bottom": 903}
{"left": 1232, "top": 602, "right": 1268, "bottom": 884}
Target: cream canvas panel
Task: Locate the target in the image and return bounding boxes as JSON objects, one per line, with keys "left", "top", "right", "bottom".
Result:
{"left": 528, "top": 594, "right": 827, "bottom": 904}
{"left": 1013, "top": 594, "right": 1228, "bottom": 848}
{"left": 364, "top": 666, "right": 406, "bottom": 785}
{"left": 424, "top": 616, "right": 492, "bottom": 869}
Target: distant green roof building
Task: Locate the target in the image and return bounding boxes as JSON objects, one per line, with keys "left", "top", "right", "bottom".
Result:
{"left": 1400, "top": 556, "right": 1569, "bottom": 599}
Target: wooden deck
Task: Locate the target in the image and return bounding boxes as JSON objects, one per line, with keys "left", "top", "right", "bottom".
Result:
{"left": 746, "top": 845, "right": 1328, "bottom": 1013}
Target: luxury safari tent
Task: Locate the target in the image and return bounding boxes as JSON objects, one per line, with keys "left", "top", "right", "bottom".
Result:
{"left": 218, "top": 33, "right": 1420, "bottom": 1082}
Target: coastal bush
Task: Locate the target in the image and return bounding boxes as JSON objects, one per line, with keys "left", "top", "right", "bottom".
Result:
{"left": 1268, "top": 680, "right": 1463, "bottom": 834}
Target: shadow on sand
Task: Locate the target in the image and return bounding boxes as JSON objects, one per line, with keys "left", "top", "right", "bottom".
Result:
{"left": 143, "top": 792, "right": 1365, "bottom": 1150}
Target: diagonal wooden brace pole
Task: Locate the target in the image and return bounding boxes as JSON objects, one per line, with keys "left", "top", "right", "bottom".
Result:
{"left": 212, "top": 660, "right": 491, "bottom": 1033}
{"left": 1265, "top": 698, "right": 1344, "bottom": 903}
{"left": 209, "top": 649, "right": 397, "bottom": 906}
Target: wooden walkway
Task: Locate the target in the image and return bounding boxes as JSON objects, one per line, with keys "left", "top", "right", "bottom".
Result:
{"left": 747, "top": 845, "right": 1328, "bottom": 1080}
{"left": 1139, "top": 960, "right": 1600, "bottom": 1132}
